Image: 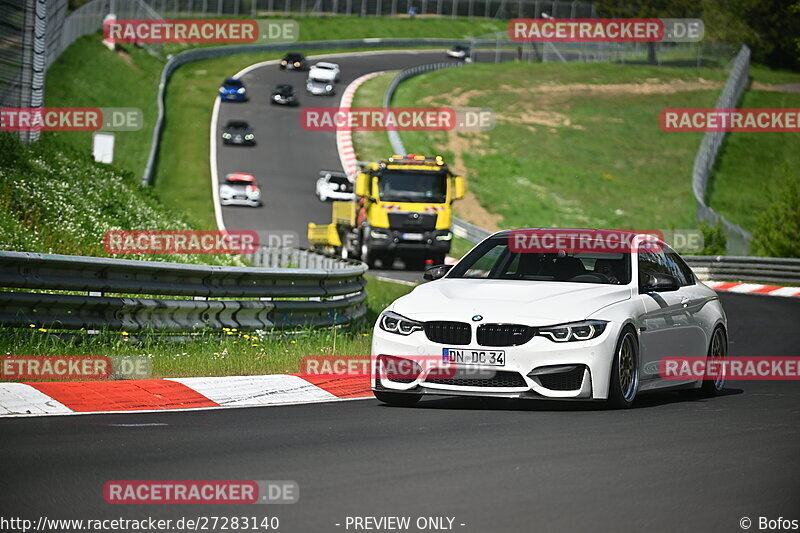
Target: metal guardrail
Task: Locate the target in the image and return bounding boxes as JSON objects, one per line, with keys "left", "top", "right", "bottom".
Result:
{"left": 0, "top": 249, "right": 367, "bottom": 331}
{"left": 684, "top": 255, "right": 800, "bottom": 285}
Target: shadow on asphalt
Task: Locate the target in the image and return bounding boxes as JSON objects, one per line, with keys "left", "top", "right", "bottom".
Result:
{"left": 377, "top": 387, "right": 745, "bottom": 412}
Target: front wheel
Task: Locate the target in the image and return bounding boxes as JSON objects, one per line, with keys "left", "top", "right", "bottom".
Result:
{"left": 607, "top": 328, "right": 639, "bottom": 409}
{"left": 699, "top": 327, "right": 727, "bottom": 397}
{"left": 374, "top": 390, "right": 422, "bottom": 406}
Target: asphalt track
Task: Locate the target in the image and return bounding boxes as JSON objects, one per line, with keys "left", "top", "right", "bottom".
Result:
{"left": 215, "top": 49, "right": 514, "bottom": 281}
{"left": 2, "top": 293, "right": 799, "bottom": 532}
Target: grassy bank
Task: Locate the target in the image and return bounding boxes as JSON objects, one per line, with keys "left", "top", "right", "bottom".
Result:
{"left": 0, "top": 274, "right": 412, "bottom": 378}
{"left": 706, "top": 69, "right": 800, "bottom": 232}
{"left": 0, "top": 133, "right": 241, "bottom": 265}
{"left": 378, "top": 61, "right": 731, "bottom": 233}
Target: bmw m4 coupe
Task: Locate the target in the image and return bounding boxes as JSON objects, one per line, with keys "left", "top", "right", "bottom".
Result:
{"left": 371, "top": 229, "right": 728, "bottom": 409}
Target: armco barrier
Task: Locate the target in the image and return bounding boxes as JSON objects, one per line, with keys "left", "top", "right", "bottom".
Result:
{"left": 0, "top": 249, "right": 366, "bottom": 331}
{"left": 684, "top": 255, "right": 800, "bottom": 285}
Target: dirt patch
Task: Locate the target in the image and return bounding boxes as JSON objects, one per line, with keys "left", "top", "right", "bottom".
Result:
{"left": 443, "top": 132, "right": 503, "bottom": 231}
{"left": 116, "top": 48, "right": 141, "bottom": 72}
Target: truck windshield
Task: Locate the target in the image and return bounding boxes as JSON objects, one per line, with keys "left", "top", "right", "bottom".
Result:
{"left": 378, "top": 171, "right": 447, "bottom": 203}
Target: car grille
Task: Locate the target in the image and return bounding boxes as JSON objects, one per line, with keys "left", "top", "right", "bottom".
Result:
{"left": 423, "top": 321, "right": 471, "bottom": 345}
{"left": 477, "top": 324, "right": 536, "bottom": 346}
{"left": 425, "top": 370, "right": 527, "bottom": 388}
{"left": 388, "top": 212, "right": 437, "bottom": 232}
{"left": 536, "top": 365, "right": 586, "bottom": 391}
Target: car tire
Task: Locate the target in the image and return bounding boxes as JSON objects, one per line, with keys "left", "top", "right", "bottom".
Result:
{"left": 432, "top": 253, "right": 446, "bottom": 265}
{"left": 374, "top": 390, "right": 422, "bottom": 406}
{"left": 606, "top": 327, "right": 639, "bottom": 409}
{"left": 699, "top": 327, "right": 727, "bottom": 397}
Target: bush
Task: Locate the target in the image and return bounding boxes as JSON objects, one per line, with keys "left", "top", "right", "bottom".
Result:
{"left": 750, "top": 178, "right": 800, "bottom": 258}
{"left": 699, "top": 220, "right": 728, "bottom": 255}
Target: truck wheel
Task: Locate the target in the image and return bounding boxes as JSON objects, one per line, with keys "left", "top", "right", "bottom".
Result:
{"left": 361, "top": 241, "right": 376, "bottom": 268}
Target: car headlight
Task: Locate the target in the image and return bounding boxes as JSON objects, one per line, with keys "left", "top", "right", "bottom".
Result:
{"left": 281, "top": 60, "right": 287, "bottom": 65}
{"left": 244, "top": 134, "right": 254, "bottom": 140}
{"left": 379, "top": 311, "right": 423, "bottom": 336}
{"left": 237, "top": 87, "right": 246, "bottom": 94}
{"left": 218, "top": 87, "right": 225, "bottom": 93}
{"left": 326, "top": 85, "right": 333, "bottom": 91}
{"left": 222, "top": 132, "right": 231, "bottom": 139}
{"left": 537, "top": 320, "right": 608, "bottom": 342}
{"left": 294, "top": 62, "right": 300, "bottom": 67}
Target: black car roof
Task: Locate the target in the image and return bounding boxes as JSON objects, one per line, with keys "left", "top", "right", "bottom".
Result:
{"left": 223, "top": 78, "right": 243, "bottom": 85}
{"left": 284, "top": 53, "right": 304, "bottom": 59}
{"left": 225, "top": 120, "right": 249, "bottom": 129}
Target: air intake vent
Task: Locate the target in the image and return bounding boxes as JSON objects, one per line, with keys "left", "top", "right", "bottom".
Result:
{"left": 477, "top": 324, "right": 536, "bottom": 346}
{"left": 423, "top": 321, "right": 471, "bottom": 345}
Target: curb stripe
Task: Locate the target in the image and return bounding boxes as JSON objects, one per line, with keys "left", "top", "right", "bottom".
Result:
{"left": 26, "top": 379, "right": 219, "bottom": 412}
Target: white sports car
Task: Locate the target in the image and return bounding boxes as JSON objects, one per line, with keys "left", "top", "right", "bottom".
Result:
{"left": 371, "top": 229, "right": 728, "bottom": 409}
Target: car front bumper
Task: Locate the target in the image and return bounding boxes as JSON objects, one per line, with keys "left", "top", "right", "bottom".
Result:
{"left": 367, "top": 229, "right": 451, "bottom": 255}
{"left": 220, "top": 197, "right": 261, "bottom": 207}
{"left": 371, "top": 320, "right": 622, "bottom": 400}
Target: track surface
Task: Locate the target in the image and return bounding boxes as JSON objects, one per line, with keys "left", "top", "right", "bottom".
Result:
{"left": 2, "top": 293, "right": 799, "bottom": 532}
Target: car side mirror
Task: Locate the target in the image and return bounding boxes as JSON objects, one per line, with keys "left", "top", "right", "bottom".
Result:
{"left": 640, "top": 271, "right": 680, "bottom": 293}
{"left": 453, "top": 176, "right": 465, "bottom": 200}
{"left": 423, "top": 264, "right": 453, "bottom": 281}
{"left": 355, "top": 173, "right": 370, "bottom": 197}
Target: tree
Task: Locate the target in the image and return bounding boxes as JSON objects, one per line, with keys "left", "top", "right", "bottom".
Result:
{"left": 593, "top": 0, "right": 700, "bottom": 65}
{"left": 751, "top": 178, "right": 800, "bottom": 258}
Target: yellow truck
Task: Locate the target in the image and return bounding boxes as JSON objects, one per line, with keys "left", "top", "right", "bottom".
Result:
{"left": 308, "top": 154, "right": 465, "bottom": 269}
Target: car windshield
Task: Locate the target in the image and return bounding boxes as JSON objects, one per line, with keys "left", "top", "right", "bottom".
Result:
{"left": 329, "top": 176, "right": 349, "bottom": 186}
{"left": 226, "top": 121, "right": 248, "bottom": 129}
{"left": 447, "top": 237, "right": 632, "bottom": 284}
{"left": 315, "top": 64, "right": 334, "bottom": 70}
{"left": 285, "top": 54, "right": 303, "bottom": 60}
{"left": 223, "top": 79, "right": 242, "bottom": 87}
{"left": 377, "top": 171, "right": 447, "bottom": 203}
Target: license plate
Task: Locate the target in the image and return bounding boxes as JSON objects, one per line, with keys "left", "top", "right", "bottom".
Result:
{"left": 443, "top": 348, "right": 505, "bottom": 366}
{"left": 401, "top": 233, "right": 423, "bottom": 241}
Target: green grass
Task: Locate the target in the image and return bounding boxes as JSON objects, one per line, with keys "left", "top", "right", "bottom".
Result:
{"left": 351, "top": 72, "right": 397, "bottom": 161}
{"left": 0, "top": 274, "right": 413, "bottom": 378}
{"left": 0, "top": 133, "right": 242, "bottom": 265}
{"left": 44, "top": 37, "right": 163, "bottom": 181}
{"left": 359, "top": 61, "right": 731, "bottom": 232}
{"left": 706, "top": 69, "right": 800, "bottom": 232}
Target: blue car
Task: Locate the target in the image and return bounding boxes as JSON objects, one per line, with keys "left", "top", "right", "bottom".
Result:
{"left": 219, "top": 78, "right": 247, "bottom": 102}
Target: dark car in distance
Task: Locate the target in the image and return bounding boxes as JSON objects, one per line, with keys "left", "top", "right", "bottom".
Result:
{"left": 280, "top": 53, "right": 308, "bottom": 70}
{"left": 271, "top": 84, "right": 298, "bottom": 106}
{"left": 221, "top": 120, "right": 255, "bottom": 145}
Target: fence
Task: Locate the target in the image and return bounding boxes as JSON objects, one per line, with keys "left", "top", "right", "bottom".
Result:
{"left": 138, "top": 0, "right": 595, "bottom": 18}
{"left": 692, "top": 45, "right": 752, "bottom": 255}
{"left": 0, "top": 249, "right": 367, "bottom": 331}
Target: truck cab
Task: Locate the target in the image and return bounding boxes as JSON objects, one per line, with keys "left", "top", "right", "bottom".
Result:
{"left": 308, "top": 154, "right": 465, "bottom": 269}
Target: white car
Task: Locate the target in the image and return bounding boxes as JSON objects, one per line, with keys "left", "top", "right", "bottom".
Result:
{"left": 306, "top": 62, "right": 340, "bottom": 96}
{"left": 219, "top": 172, "right": 262, "bottom": 207}
{"left": 371, "top": 229, "right": 728, "bottom": 409}
{"left": 308, "top": 62, "right": 340, "bottom": 82}
{"left": 316, "top": 171, "right": 354, "bottom": 202}
{"left": 446, "top": 45, "right": 471, "bottom": 60}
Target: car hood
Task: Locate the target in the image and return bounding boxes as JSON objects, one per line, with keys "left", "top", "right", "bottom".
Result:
{"left": 391, "top": 279, "right": 632, "bottom": 325}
